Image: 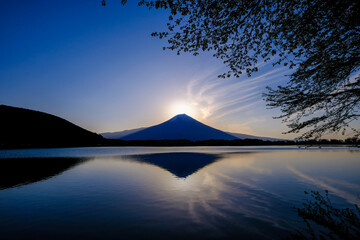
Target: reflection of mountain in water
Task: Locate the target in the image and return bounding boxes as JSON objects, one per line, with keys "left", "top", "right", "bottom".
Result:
{"left": 0, "top": 157, "right": 86, "bottom": 190}
{"left": 128, "top": 152, "right": 221, "bottom": 178}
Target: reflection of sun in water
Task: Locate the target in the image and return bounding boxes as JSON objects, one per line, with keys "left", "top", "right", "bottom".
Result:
{"left": 170, "top": 101, "right": 197, "bottom": 117}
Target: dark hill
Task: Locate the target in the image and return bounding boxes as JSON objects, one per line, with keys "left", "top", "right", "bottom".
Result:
{"left": 0, "top": 105, "right": 103, "bottom": 148}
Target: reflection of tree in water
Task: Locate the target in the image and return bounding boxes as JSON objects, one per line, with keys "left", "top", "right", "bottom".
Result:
{"left": 0, "top": 157, "right": 86, "bottom": 190}
{"left": 128, "top": 152, "right": 221, "bottom": 178}
{"left": 289, "top": 190, "right": 360, "bottom": 240}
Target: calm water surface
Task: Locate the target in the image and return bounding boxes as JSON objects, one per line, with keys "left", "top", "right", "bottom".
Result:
{"left": 0, "top": 146, "right": 359, "bottom": 239}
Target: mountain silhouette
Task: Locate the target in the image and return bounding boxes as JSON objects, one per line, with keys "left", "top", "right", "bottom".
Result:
{"left": 127, "top": 152, "right": 221, "bottom": 178}
{"left": 0, "top": 105, "right": 103, "bottom": 148}
{"left": 102, "top": 115, "right": 282, "bottom": 141}
{"left": 121, "top": 114, "right": 238, "bottom": 141}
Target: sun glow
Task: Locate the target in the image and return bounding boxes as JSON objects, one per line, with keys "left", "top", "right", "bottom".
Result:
{"left": 170, "top": 101, "right": 197, "bottom": 117}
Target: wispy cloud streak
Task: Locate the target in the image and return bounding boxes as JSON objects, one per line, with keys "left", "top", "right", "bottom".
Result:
{"left": 186, "top": 62, "right": 291, "bottom": 122}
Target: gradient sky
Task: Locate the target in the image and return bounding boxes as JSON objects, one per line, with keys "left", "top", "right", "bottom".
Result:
{"left": 1, "top": 1, "right": 356, "bottom": 139}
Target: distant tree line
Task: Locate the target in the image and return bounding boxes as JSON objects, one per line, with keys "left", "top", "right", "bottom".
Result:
{"left": 1, "top": 137, "right": 359, "bottom": 149}
{"left": 102, "top": 138, "right": 360, "bottom": 147}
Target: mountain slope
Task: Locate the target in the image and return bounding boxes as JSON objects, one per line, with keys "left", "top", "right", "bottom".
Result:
{"left": 101, "top": 127, "right": 146, "bottom": 139}
{"left": 121, "top": 114, "right": 238, "bottom": 141}
{"left": 226, "top": 132, "right": 284, "bottom": 141}
{"left": 0, "top": 105, "right": 103, "bottom": 147}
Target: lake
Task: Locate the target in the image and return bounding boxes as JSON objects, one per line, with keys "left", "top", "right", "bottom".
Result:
{"left": 0, "top": 146, "right": 359, "bottom": 239}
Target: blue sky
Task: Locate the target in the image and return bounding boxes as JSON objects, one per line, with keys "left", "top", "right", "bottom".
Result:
{"left": 2, "top": 0, "right": 351, "bottom": 139}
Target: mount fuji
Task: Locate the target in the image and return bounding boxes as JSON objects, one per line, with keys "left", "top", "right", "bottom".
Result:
{"left": 102, "top": 114, "right": 283, "bottom": 141}
{"left": 119, "top": 114, "right": 238, "bottom": 141}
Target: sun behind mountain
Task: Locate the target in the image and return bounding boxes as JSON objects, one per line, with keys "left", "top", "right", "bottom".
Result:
{"left": 170, "top": 102, "right": 197, "bottom": 118}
